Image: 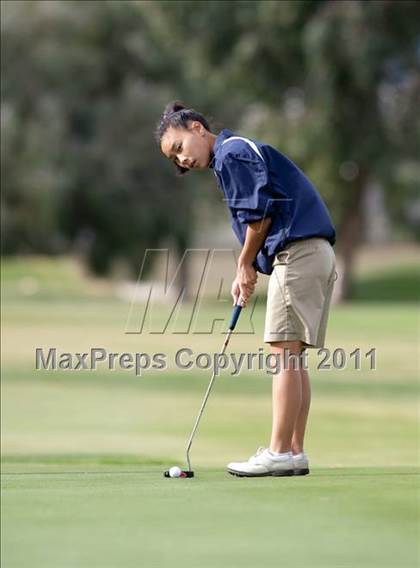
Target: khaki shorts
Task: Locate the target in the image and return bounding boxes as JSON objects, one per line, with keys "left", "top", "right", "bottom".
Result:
{"left": 264, "top": 238, "right": 337, "bottom": 348}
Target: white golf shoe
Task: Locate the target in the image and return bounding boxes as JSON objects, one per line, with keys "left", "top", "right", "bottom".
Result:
{"left": 292, "top": 452, "right": 310, "bottom": 476}
{"left": 227, "top": 447, "right": 295, "bottom": 477}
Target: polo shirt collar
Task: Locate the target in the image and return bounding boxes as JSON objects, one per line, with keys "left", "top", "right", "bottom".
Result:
{"left": 208, "top": 128, "right": 235, "bottom": 169}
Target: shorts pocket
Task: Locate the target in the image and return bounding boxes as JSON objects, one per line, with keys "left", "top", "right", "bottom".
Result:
{"left": 273, "top": 250, "right": 290, "bottom": 267}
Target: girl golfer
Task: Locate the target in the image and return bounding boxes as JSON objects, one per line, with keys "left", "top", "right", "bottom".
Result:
{"left": 156, "top": 102, "right": 337, "bottom": 477}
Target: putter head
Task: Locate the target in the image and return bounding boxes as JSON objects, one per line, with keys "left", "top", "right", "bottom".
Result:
{"left": 163, "top": 470, "right": 194, "bottom": 478}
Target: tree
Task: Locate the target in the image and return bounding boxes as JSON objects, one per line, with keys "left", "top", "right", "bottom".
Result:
{"left": 146, "top": 0, "right": 420, "bottom": 300}
{"left": 1, "top": 0, "right": 196, "bottom": 279}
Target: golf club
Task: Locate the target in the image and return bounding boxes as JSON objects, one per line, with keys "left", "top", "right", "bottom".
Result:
{"left": 164, "top": 301, "right": 243, "bottom": 478}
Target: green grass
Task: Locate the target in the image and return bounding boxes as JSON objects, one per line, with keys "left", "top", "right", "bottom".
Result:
{"left": 2, "top": 465, "right": 418, "bottom": 568}
{"left": 1, "top": 256, "right": 419, "bottom": 567}
{"left": 353, "top": 264, "right": 420, "bottom": 302}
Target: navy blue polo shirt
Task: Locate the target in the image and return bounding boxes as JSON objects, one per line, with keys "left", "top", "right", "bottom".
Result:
{"left": 209, "top": 129, "right": 336, "bottom": 275}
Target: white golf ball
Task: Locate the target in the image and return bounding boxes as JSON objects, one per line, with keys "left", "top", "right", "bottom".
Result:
{"left": 169, "top": 466, "right": 182, "bottom": 478}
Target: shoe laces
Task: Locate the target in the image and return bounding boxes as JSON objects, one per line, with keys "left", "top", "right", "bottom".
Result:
{"left": 248, "top": 446, "right": 267, "bottom": 464}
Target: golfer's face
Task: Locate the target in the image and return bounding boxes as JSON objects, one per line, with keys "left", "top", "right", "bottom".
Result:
{"left": 161, "top": 123, "right": 211, "bottom": 170}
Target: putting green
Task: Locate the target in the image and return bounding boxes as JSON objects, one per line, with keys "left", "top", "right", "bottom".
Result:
{"left": 2, "top": 462, "right": 418, "bottom": 568}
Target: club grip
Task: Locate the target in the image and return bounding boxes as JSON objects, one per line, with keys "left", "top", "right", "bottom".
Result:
{"left": 228, "top": 304, "right": 242, "bottom": 331}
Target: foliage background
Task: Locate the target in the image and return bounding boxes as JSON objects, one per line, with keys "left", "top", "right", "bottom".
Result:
{"left": 2, "top": 0, "right": 419, "bottom": 298}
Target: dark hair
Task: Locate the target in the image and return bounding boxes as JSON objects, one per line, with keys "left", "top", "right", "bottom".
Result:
{"left": 155, "top": 101, "right": 212, "bottom": 175}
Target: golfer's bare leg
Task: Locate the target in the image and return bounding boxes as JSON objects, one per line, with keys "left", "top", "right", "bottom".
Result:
{"left": 291, "top": 366, "right": 311, "bottom": 454}
{"left": 269, "top": 340, "right": 303, "bottom": 453}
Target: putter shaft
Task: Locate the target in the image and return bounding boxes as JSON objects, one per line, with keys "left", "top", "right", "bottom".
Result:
{"left": 185, "top": 328, "right": 233, "bottom": 472}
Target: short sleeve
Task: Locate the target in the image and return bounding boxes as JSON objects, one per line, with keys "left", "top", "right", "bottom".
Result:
{"left": 219, "top": 151, "right": 272, "bottom": 224}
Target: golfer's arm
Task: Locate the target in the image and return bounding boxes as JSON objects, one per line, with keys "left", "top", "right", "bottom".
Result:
{"left": 238, "top": 217, "right": 272, "bottom": 266}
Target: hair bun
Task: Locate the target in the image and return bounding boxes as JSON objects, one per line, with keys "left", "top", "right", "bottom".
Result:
{"left": 163, "top": 100, "right": 186, "bottom": 117}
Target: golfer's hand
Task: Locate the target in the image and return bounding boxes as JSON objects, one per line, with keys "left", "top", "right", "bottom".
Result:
{"left": 233, "top": 263, "right": 257, "bottom": 307}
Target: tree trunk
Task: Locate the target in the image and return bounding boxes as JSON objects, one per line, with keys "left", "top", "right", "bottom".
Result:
{"left": 333, "top": 173, "right": 368, "bottom": 303}
{"left": 174, "top": 233, "right": 190, "bottom": 301}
